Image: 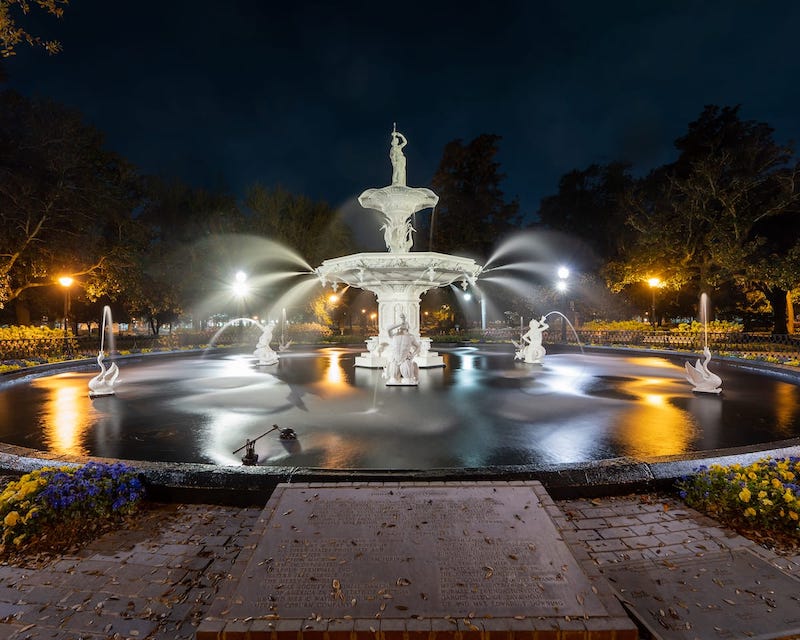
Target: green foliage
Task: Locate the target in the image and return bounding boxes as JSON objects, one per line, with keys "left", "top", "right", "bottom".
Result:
{"left": 0, "top": 324, "right": 65, "bottom": 339}
{"left": 0, "top": 462, "right": 145, "bottom": 554}
{"left": 0, "top": 89, "right": 142, "bottom": 309}
{"left": 603, "top": 105, "right": 800, "bottom": 332}
{"left": 0, "top": 0, "right": 68, "bottom": 57}
{"left": 579, "top": 319, "right": 649, "bottom": 331}
{"left": 670, "top": 320, "right": 743, "bottom": 333}
{"left": 677, "top": 457, "right": 800, "bottom": 543}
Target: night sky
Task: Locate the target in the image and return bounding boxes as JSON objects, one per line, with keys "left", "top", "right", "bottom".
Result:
{"left": 6, "top": 0, "right": 800, "bottom": 218}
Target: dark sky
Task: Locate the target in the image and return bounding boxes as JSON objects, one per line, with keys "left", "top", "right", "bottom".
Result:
{"left": 6, "top": 1, "right": 800, "bottom": 217}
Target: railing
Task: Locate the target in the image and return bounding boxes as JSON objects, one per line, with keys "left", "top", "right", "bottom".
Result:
{"left": 479, "top": 327, "right": 800, "bottom": 355}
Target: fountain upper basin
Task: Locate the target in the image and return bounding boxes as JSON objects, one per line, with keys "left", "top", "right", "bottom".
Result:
{"left": 316, "top": 251, "right": 482, "bottom": 291}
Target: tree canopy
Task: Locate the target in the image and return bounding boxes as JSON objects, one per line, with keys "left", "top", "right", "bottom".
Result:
{"left": 0, "top": 90, "right": 142, "bottom": 319}
{"left": 427, "top": 134, "right": 520, "bottom": 259}
{"left": 0, "top": 0, "right": 67, "bottom": 57}
{"left": 603, "top": 105, "right": 800, "bottom": 331}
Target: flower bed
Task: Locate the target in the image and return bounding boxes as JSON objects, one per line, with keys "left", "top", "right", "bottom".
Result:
{"left": 0, "top": 462, "right": 145, "bottom": 556}
{"left": 677, "top": 457, "right": 800, "bottom": 549}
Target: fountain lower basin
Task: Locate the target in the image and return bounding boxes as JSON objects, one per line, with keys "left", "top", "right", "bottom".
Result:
{"left": 2, "top": 345, "right": 799, "bottom": 471}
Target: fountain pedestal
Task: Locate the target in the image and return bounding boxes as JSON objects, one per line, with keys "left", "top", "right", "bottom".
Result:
{"left": 318, "top": 251, "right": 481, "bottom": 368}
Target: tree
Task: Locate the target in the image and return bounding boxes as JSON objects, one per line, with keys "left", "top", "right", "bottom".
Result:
{"left": 0, "top": 90, "right": 142, "bottom": 322}
{"left": 537, "top": 162, "right": 633, "bottom": 264}
{"left": 243, "top": 184, "right": 354, "bottom": 267}
{"left": 426, "top": 134, "right": 520, "bottom": 259}
{"left": 1, "top": 0, "right": 67, "bottom": 57}
{"left": 134, "top": 177, "right": 243, "bottom": 330}
{"left": 605, "top": 105, "right": 800, "bottom": 332}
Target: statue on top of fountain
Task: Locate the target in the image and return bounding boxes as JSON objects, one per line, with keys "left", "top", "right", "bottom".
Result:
{"left": 389, "top": 124, "right": 408, "bottom": 186}
{"left": 514, "top": 316, "right": 549, "bottom": 364}
{"left": 382, "top": 313, "right": 420, "bottom": 385}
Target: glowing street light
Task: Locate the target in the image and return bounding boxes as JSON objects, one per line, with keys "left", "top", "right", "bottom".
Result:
{"left": 58, "top": 276, "right": 74, "bottom": 355}
{"left": 648, "top": 277, "right": 661, "bottom": 329}
{"left": 232, "top": 270, "right": 249, "bottom": 297}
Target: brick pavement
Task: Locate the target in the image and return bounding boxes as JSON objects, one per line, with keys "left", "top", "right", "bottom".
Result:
{"left": 0, "top": 491, "right": 797, "bottom": 639}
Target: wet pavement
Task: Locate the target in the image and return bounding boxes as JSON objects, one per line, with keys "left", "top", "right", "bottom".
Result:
{"left": 0, "top": 483, "right": 797, "bottom": 639}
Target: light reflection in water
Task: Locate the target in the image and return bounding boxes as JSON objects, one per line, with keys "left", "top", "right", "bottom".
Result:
{"left": 38, "top": 376, "right": 91, "bottom": 457}
{"left": 615, "top": 379, "right": 696, "bottom": 458}
{"left": 773, "top": 383, "right": 798, "bottom": 436}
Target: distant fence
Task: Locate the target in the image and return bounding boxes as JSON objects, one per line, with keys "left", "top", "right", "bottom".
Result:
{"left": 3, "top": 328, "right": 800, "bottom": 362}
{"left": 481, "top": 327, "right": 800, "bottom": 354}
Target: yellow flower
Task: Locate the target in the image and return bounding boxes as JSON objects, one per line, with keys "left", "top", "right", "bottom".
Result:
{"left": 738, "top": 488, "right": 752, "bottom": 503}
{"left": 789, "top": 511, "right": 799, "bottom": 521}
{"left": 760, "top": 499, "right": 773, "bottom": 506}
{"left": 743, "top": 507, "right": 757, "bottom": 517}
{"left": 772, "top": 478, "right": 783, "bottom": 489}
{"left": 747, "top": 472, "right": 757, "bottom": 480}
{"left": 783, "top": 490, "right": 796, "bottom": 503}
{"left": 758, "top": 491, "right": 767, "bottom": 499}
{"left": 3, "top": 511, "right": 20, "bottom": 527}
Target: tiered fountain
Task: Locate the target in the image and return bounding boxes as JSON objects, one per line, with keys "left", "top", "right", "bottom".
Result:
{"left": 315, "top": 126, "right": 483, "bottom": 368}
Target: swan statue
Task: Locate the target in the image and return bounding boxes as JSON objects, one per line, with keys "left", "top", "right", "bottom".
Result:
{"left": 684, "top": 346, "right": 722, "bottom": 394}
{"left": 88, "top": 351, "right": 120, "bottom": 397}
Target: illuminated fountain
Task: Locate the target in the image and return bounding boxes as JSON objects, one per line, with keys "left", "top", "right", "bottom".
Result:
{"left": 315, "top": 127, "right": 483, "bottom": 369}
{"left": 87, "top": 305, "right": 120, "bottom": 398}
{"left": 684, "top": 293, "right": 723, "bottom": 394}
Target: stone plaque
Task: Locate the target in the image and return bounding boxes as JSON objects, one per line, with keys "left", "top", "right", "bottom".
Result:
{"left": 200, "top": 482, "right": 636, "bottom": 639}
{"left": 602, "top": 549, "right": 800, "bottom": 640}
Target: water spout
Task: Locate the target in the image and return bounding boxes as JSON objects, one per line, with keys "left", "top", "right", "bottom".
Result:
{"left": 88, "top": 305, "right": 120, "bottom": 398}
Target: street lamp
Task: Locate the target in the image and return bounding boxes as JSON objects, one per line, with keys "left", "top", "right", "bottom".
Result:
{"left": 648, "top": 277, "right": 661, "bottom": 329}
{"left": 58, "top": 276, "right": 73, "bottom": 355}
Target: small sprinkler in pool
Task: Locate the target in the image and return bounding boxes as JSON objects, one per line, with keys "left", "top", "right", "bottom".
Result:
{"left": 233, "top": 425, "right": 298, "bottom": 465}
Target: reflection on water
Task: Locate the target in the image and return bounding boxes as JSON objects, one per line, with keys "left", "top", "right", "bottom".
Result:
{"left": 1, "top": 347, "right": 798, "bottom": 469}
{"left": 37, "top": 375, "right": 92, "bottom": 457}
{"left": 615, "top": 381, "right": 698, "bottom": 458}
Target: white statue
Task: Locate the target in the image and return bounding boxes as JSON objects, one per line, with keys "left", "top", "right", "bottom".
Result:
{"left": 514, "top": 316, "right": 549, "bottom": 364}
{"left": 254, "top": 323, "right": 279, "bottom": 366}
{"left": 389, "top": 125, "right": 407, "bottom": 186}
{"left": 88, "top": 351, "right": 120, "bottom": 397}
{"left": 684, "top": 346, "right": 722, "bottom": 394}
{"left": 383, "top": 314, "right": 420, "bottom": 385}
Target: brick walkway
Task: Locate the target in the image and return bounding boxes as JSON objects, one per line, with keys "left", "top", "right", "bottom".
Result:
{"left": 0, "top": 492, "right": 797, "bottom": 639}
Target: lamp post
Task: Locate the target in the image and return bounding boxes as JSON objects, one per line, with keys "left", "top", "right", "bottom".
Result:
{"left": 58, "top": 276, "right": 73, "bottom": 356}
{"left": 648, "top": 277, "right": 661, "bottom": 329}
{"left": 557, "top": 266, "right": 570, "bottom": 341}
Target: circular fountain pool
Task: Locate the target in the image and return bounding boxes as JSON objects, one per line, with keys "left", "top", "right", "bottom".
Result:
{"left": 2, "top": 345, "right": 800, "bottom": 470}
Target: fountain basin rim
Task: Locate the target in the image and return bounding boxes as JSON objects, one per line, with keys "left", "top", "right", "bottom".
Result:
{"left": 0, "top": 437, "right": 798, "bottom": 503}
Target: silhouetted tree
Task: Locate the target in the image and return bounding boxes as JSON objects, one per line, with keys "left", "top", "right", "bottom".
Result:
{"left": 537, "top": 162, "right": 633, "bottom": 264}
{"left": 426, "top": 134, "right": 520, "bottom": 259}
{"left": 243, "top": 184, "right": 354, "bottom": 266}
